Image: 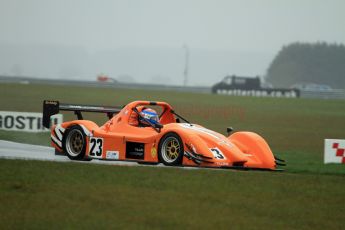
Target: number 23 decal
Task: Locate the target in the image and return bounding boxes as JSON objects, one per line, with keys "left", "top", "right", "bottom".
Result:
{"left": 89, "top": 137, "right": 103, "bottom": 157}
{"left": 210, "top": 148, "right": 226, "bottom": 160}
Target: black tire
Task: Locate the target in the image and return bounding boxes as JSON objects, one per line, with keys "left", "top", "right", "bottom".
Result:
{"left": 158, "top": 132, "right": 184, "bottom": 166}
{"left": 54, "top": 149, "right": 65, "bottom": 156}
{"left": 62, "top": 125, "right": 87, "bottom": 160}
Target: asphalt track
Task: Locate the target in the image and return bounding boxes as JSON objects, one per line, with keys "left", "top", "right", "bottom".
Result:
{"left": 0, "top": 140, "right": 283, "bottom": 172}
{"left": 0, "top": 140, "right": 155, "bottom": 167}
{"left": 0, "top": 140, "right": 200, "bottom": 170}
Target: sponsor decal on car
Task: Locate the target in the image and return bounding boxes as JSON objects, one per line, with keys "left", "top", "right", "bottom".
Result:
{"left": 126, "top": 142, "right": 145, "bottom": 159}
{"left": 44, "top": 100, "right": 58, "bottom": 105}
{"left": 151, "top": 146, "right": 157, "bottom": 158}
{"left": 106, "top": 151, "right": 119, "bottom": 160}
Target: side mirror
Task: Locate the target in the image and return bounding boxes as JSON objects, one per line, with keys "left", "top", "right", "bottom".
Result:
{"left": 226, "top": 127, "right": 233, "bottom": 136}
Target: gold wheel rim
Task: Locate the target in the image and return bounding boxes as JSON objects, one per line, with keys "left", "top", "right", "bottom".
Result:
{"left": 71, "top": 132, "right": 83, "bottom": 153}
{"left": 162, "top": 136, "right": 181, "bottom": 163}
{"left": 66, "top": 129, "right": 84, "bottom": 157}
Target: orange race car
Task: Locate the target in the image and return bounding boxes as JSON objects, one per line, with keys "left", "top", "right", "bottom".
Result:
{"left": 43, "top": 100, "right": 285, "bottom": 170}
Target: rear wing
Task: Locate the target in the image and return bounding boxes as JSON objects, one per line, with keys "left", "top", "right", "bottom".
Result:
{"left": 42, "top": 100, "right": 122, "bottom": 128}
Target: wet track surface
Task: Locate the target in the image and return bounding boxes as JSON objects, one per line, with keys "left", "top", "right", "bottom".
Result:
{"left": 0, "top": 140, "right": 152, "bottom": 167}
{"left": 0, "top": 140, "right": 281, "bottom": 171}
{"left": 0, "top": 140, "right": 204, "bottom": 170}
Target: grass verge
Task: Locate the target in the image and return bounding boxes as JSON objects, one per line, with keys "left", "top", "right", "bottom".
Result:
{"left": 0, "top": 159, "right": 344, "bottom": 229}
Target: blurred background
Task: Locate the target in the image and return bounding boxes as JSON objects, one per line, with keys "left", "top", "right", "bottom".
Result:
{"left": 1, "top": 2, "right": 345, "bottom": 228}
{"left": 0, "top": 0, "right": 344, "bottom": 89}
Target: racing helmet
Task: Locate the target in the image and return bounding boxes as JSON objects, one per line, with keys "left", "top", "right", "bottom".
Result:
{"left": 139, "top": 108, "right": 159, "bottom": 126}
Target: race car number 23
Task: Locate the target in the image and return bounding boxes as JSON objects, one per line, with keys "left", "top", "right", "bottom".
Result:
{"left": 89, "top": 137, "right": 103, "bottom": 157}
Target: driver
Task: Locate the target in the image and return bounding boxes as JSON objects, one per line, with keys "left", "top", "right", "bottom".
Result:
{"left": 139, "top": 108, "right": 159, "bottom": 127}
{"left": 128, "top": 107, "right": 159, "bottom": 127}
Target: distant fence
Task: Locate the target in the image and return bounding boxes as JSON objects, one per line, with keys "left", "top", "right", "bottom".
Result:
{"left": 300, "top": 89, "right": 345, "bottom": 100}
{"left": 1, "top": 76, "right": 345, "bottom": 100}
{"left": 0, "top": 76, "right": 210, "bottom": 94}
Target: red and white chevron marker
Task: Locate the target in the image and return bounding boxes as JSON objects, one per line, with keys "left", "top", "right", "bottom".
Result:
{"left": 324, "top": 139, "right": 345, "bottom": 164}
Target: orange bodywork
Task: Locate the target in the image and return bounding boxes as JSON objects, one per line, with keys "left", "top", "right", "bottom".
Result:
{"left": 50, "top": 100, "right": 278, "bottom": 170}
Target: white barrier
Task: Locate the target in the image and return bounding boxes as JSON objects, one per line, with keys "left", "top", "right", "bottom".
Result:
{"left": 324, "top": 139, "right": 345, "bottom": 164}
{"left": 301, "top": 89, "right": 345, "bottom": 100}
{"left": 0, "top": 111, "right": 62, "bottom": 132}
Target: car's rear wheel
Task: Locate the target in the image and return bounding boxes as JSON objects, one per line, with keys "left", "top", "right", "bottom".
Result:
{"left": 158, "top": 132, "right": 184, "bottom": 166}
{"left": 63, "top": 125, "right": 87, "bottom": 160}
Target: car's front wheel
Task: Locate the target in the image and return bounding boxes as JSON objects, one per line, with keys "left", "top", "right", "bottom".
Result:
{"left": 158, "top": 132, "right": 184, "bottom": 166}
{"left": 62, "top": 125, "right": 87, "bottom": 160}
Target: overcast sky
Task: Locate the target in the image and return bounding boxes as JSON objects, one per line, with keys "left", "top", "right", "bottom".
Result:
{"left": 0, "top": 0, "right": 344, "bottom": 85}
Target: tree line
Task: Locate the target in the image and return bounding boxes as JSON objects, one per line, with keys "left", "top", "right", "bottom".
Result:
{"left": 266, "top": 42, "right": 345, "bottom": 89}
